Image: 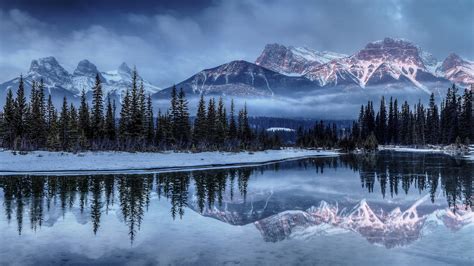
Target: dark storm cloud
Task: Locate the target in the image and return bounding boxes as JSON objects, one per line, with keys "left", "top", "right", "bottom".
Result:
{"left": 0, "top": 0, "right": 473, "bottom": 87}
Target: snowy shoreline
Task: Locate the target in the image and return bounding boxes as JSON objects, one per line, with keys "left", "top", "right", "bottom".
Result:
{"left": 379, "top": 145, "right": 474, "bottom": 160}
{"left": 0, "top": 148, "right": 339, "bottom": 175}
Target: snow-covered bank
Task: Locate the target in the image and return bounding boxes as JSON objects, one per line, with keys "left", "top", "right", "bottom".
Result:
{"left": 380, "top": 145, "right": 474, "bottom": 160}
{"left": 0, "top": 148, "right": 339, "bottom": 175}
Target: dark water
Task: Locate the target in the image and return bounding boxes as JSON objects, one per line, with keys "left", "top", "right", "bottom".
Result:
{"left": 0, "top": 151, "right": 472, "bottom": 265}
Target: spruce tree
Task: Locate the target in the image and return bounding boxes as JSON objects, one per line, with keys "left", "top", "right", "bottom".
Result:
{"left": 155, "top": 110, "right": 164, "bottom": 147}
{"left": 216, "top": 97, "right": 227, "bottom": 146}
{"left": 105, "top": 96, "right": 116, "bottom": 144}
{"left": 14, "top": 75, "right": 27, "bottom": 149}
{"left": 145, "top": 94, "right": 154, "bottom": 145}
{"left": 426, "top": 93, "right": 439, "bottom": 144}
{"left": 176, "top": 88, "right": 190, "bottom": 147}
{"left": 69, "top": 104, "right": 79, "bottom": 150}
{"left": 59, "top": 97, "right": 70, "bottom": 150}
{"left": 193, "top": 95, "right": 207, "bottom": 147}
{"left": 78, "top": 89, "right": 91, "bottom": 144}
{"left": 400, "top": 101, "right": 411, "bottom": 145}
{"left": 2, "top": 90, "right": 15, "bottom": 148}
{"left": 46, "top": 97, "right": 60, "bottom": 150}
{"left": 206, "top": 98, "right": 217, "bottom": 146}
{"left": 375, "top": 96, "right": 387, "bottom": 144}
{"left": 228, "top": 99, "right": 237, "bottom": 141}
{"left": 445, "top": 84, "right": 459, "bottom": 143}
{"left": 28, "top": 80, "right": 47, "bottom": 148}
{"left": 460, "top": 89, "right": 473, "bottom": 143}
{"left": 393, "top": 99, "right": 399, "bottom": 143}
{"left": 91, "top": 73, "right": 104, "bottom": 141}
{"left": 119, "top": 89, "right": 131, "bottom": 143}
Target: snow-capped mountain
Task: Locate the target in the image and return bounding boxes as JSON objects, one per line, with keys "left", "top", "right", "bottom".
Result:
{"left": 255, "top": 38, "right": 472, "bottom": 91}
{"left": 154, "top": 60, "right": 316, "bottom": 99}
{"left": 255, "top": 43, "right": 347, "bottom": 76}
{"left": 254, "top": 196, "right": 474, "bottom": 248}
{"left": 159, "top": 38, "right": 471, "bottom": 99}
{"left": 0, "top": 56, "right": 160, "bottom": 105}
{"left": 437, "top": 53, "right": 474, "bottom": 85}
{"left": 301, "top": 38, "right": 447, "bottom": 91}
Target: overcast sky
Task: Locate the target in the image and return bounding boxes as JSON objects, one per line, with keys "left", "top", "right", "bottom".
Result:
{"left": 0, "top": 0, "right": 473, "bottom": 87}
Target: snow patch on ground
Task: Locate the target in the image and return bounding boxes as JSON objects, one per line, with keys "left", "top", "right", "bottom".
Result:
{"left": 266, "top": 127, "right": 295, "bottom": 132}
{"left": 0, "top": 148, "right": 339, "bottom": 174}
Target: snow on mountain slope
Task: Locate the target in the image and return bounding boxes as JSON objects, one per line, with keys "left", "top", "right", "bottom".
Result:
{"left": 154, "top": 60, "right": 317, "bottom": 99}
{"left": 437, "top": 53, "right": 474, "bottom": 85}
{"left": 255, "top": 38, "right": 470, "bottom": 93}
{"left": 304, "top": 38, "right": 446, "bottom": 92}
{"left": 255, "top": 43, "right": 347, "bottom": 76}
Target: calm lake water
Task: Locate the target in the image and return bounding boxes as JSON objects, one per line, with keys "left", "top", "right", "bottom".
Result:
{"left": 0, "top": 151, "right": 472, "bottom": 265}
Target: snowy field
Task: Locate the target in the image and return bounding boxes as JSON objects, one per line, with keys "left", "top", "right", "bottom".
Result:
{"left": 0, "top": 148, "right": 339, "bottom": 174}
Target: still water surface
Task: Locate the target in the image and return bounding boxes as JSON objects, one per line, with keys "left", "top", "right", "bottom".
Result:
{"left": 0, "top": 151, "right": 472, "bottom": 265}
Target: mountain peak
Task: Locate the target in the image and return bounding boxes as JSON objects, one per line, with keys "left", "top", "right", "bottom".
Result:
{"left": 441, "top": 53, "right": 464, "bottom": 70}
{"left": 29, "top": 56, "right": 64, "bottom": 73}
{"left": 118, "top": 62, "right": 132, "bottom": 74}
{"left": 28, "top": 56, "right": 71, "bottom": 85}
{"left": 256, "top": 43, "right": 348, "bottom": 76}
{"left": 73, "top": 59, "right": 100, "bottom": 77}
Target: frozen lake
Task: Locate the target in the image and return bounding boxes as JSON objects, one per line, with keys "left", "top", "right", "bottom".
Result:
{"left": 0, "top": 151, "right": 472, "bottom": 265}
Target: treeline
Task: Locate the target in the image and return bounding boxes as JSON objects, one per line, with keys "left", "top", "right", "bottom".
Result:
{"left": 0, "top": 70, "right": 281, "bottom": 152}
{"left": 353, "top": 84, "right": 473, "bottom": 148}
{"left": 295, "top": 121, "right": 342, "bottom": 149}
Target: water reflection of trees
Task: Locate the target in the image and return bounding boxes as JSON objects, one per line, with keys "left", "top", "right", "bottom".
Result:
{"left": 0, "top": 168, "right": 253, "bottom": 241}
{"left": 339, "top": 152, "right": 473, "bottom": 210}
{"left": 0, "top": 152, "right": 471, "bottom": 240}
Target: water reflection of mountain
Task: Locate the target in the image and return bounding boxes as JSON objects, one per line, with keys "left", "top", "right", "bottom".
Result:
{"left": 255, "top": 196, "right": 474, "bottom": 248}
{"left": 0, "top": 152, "right": 472, "bottom": 245}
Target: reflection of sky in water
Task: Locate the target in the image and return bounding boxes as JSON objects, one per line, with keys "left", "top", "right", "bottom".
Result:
{"left": 0, "top": 152, "right": 472, "bottom": 265}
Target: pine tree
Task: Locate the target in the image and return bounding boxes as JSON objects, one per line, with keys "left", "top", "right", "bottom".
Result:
{"left": 414, "top": 101, "right": 426, "bottom": 145}
{"left": 426, "top": 93, "right": 439, "bottom": 144}
{"left": 69, "top": 103, "right": 79, "bottom": 150}
{"left": 91, "top": 73, "right": 104, "bottom": 141}
{"left": 393, "top": 99, "right": 399, "bottom": 143}
{"left": 169, "top": 85, "right": 179, "bottom": 145}
{"left": 176, "top": 88, "right": 190, "bottom": 147}
{"left": 78, "top": 89, "right": 91, "bottom": 145}
{"left": 193, "top": 95, "right": 207, "bottom": 147}
{"left": 105, "top": 96, "right": 116, "bottom": 144}
{"left": 400, "top": 101, "right": 411, "bottom": 145}
{"left": 2, "top": 90, "right": 15, "bottom": 148}
{"left": 460, "top": 89, "right": 472, "bottom": 143}
{"left": 206, "top": 98, "right": 217, "bottom": 146}
{"left": 375, "top": 96, "right": 387, "bottom": 144}
{"left": 228, "top": 99, "right": 237, "bottom": 141}
{"left": 119, "top": 89, "right": 131, "bottom": 142}
{"left": 444, "top": 84, "right": 459, "bottom": 143}
{"left": 28, "top": 80, "right": 47, "bottom": 148}
{"left": 215, "top": 97, "right": 227, "bottom": 146}
{"left": 155, "top": 110, "right": 164, "bottom": 147}
{"left": 240, "top": 104, "right": 252, "bottom": 147}
{"left": 138, "top": 79, "right": 146, "bottom": 139}
{"left": 145, "top": 94, "right": 154, "bottom": 145}
{"left": 59, "top": 97, "right": 70, "bottom": 150}
{"left": 46, "top": 96, "right": 60, "bottom": 150}
{"left": 14, "top": 75, "right": 27, "bottom": 149}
